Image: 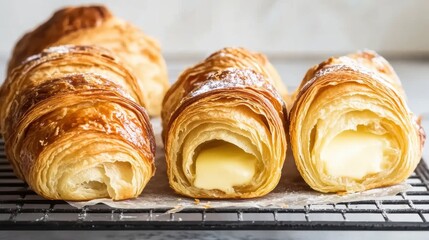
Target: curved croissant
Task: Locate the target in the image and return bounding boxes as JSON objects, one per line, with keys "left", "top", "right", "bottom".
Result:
{"left": 7, "top": 5, "right": 168, "bottom": 116}
{"left": 1, "top": 46, "right": 155, "bottom": 200}
{"left": 290, "top": 50, "right": 425, "bottom": 193}
{"left": 162, "top": 47, "right": 287, "bottom": 198}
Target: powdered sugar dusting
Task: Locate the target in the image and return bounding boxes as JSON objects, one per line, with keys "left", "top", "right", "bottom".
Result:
{"left": 189, "top": 68, "right": 284, "bottom": 104}
{"left": 21, "top": 45, "right": 74, "bottom": 65}
{"left": 302, "top": 61, "right": 404, "bottom": 103}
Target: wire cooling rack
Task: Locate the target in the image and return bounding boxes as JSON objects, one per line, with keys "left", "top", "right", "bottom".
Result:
{"left": 1, "top": 139, "right": 429, "bottom": 231}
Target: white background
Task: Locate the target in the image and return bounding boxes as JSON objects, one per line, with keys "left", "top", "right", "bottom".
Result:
{"left": 0, "top": 0, "right": 428, "bottom": 58}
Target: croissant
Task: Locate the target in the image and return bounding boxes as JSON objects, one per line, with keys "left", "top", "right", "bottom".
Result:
{"left": 7, "top": 5, "right": 168, "bottom": 116}
{"left": 289, "top": 50, "right": 425, "bottom": 193}
{"left": 162, "top": 47, "right": 287, "bottom": 198}
{"left": 0, "top": 45, "right": 155, "bottom": 200}
{"left": 0, "top": 45, "right": 145, "bottom": 133}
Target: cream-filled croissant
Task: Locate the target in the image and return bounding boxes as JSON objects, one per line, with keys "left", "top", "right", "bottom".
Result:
{"left": 0, "top": 45, "right": 155, "bottom": 200}
{"left": 289, "top": 50, "right": 425, "bottom": 193}
{"left": 162, "top": 47, "right": 288, "bottom": 198}
{"left": 7, "top": 5, "right": 168, "bottom": 116}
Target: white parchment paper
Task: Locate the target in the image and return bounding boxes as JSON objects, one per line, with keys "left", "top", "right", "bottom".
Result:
{"left": 68, "top": 118, "right": 411, "bottom": 212}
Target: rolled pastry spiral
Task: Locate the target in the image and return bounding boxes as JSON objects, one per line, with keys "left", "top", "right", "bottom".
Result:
{"left": 0, "top": 45, "right": 145, "bottom": 133}
{"left": 0, "top": 45, "right": 155, "bottom": 200}
{"left": 162, "top": 47, "right": 287, "bottom": 198}
{"left": 7, "top": 5, "right": 168, "bottom": 116}
{"left": 290, "top": 50, "right": 425, "bottom": 193}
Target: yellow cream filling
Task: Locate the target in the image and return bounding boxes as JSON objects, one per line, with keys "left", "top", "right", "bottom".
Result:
{"left": 194, "top": 142, "right": 256, "bottom": 193}
{"left": 320, "top": 130, "right": 388, "bottom": 180}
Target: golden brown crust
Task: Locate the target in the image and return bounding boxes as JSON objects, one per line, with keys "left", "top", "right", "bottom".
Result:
{"left": 293, "top": 50, "right": 404, "bottom": 103}
{"left": 7, "top": 5, "right": 168, "bottom": 116}
{"left": 0, "top": 45, "right": 144, "bottom": 134}
{"left": 161, "top": 47, "right": 287, "bottom": 198}
{"left": 289, "top": 50, "right": 424, "bottom": 193}
{"left": 6, "top": 73, "right": 155, "bottom": 177}
{"left": 162, "top": 47, "right": 288, "bottom": 137}
{"left": 8, "top": 6, "right": 112, "bottom": 73}
{"left": 1, "top": 45, "right": 155, "bottom": 201}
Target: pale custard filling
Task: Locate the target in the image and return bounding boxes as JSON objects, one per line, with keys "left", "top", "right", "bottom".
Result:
{"left": 320, "top": 130, "right": 388, "bottom": 180}
{"left": 194, "top": 142, "right": 257, "bottom": 193}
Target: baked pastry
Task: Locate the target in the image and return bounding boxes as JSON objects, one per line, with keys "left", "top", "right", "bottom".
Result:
{"left": 7, "top": 5, "right": 168, "bottom": 116}
{"left": 0, "top": 45, "right": 155, "bottom": 200}
{"left": 0, "top": 45, "right": 145, "bottom": 133}
{"left": 289, "top": 50, "right": 425, "bottom": 193}
{"left": 162, "top": 47, "right": 288, "bottom": 198}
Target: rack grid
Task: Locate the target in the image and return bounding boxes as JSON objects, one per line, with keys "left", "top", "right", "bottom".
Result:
{"left": 1, "top": 139, "right": 429, "bottom": 231}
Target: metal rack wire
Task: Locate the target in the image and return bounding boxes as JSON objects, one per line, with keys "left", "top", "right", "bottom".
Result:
{"left": 1, "top": 139, "right": 429, "bottom": 231}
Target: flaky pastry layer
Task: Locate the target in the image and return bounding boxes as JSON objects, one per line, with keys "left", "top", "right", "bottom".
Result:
{"left": 289, "top": 50, "right": 425, "bottom": 193}
{"left": 7, "top": 5, "right": 168, "bottom": 116}
{"left": 162, "top": 47, "right": 287, "bottom": 198}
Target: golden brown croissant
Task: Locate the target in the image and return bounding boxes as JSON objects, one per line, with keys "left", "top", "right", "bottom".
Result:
{"left": 7, "top": 5, "right": 168, "bottom": 116}
{"left": 1, "top": 45, "right": 155, "bottom": 200}
{"left": 289, "top": 50, "right": 425, "bottom": 193}
{"left": 162, "top": 47, "right": 287, "bottom": 198}
{"left": 0, "top": 45, "right": 145, "bottom": 133}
